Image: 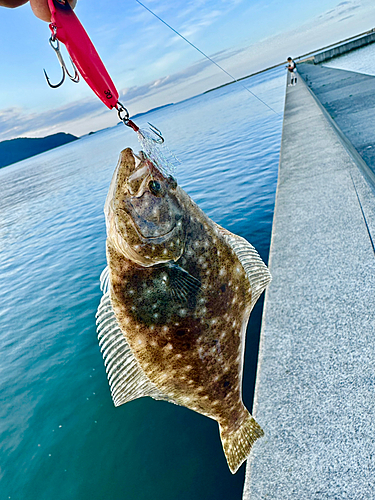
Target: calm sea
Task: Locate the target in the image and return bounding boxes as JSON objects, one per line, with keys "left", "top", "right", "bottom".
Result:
{"left": 0, "top": 66, "right": 285, "bottom": 500}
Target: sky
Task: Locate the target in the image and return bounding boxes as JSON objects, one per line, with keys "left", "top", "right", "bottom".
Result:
{"left": 0, "top": 0, "right": 375, "bottom": 141}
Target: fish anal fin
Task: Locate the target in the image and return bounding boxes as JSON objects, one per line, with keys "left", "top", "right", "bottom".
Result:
{"left": 96, "top": 287, "right": 178, "bottom": 407}
{"left": 215, "top": 224, "right": 271, "bottom": 309}
{"left": 219, "top": 409, "right": 264, "bottom": 474}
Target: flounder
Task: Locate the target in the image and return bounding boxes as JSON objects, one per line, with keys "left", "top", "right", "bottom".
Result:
{"left": 96, "top": 148, "right": 271, "bottom": 473}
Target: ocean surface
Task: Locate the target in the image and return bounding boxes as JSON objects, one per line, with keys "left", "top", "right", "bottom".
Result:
{"left": 0, "top": 66, "right": 285, "bottom": 500}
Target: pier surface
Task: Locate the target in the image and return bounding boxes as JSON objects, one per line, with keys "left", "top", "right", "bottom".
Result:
{"left": 243, "top": 70, "right": 375, "bottom": 499}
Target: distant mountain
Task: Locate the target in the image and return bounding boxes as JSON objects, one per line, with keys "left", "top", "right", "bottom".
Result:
{"left": 128, "top": 103, "right": 174, "bottom": 121}
{"left": 0, "top": 133, "right": 79, "bottom": 169}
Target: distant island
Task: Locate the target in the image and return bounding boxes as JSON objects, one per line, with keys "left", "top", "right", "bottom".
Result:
{"left": 131, "top": 103, "right": 174, "bottom": 120}
{"left": 0, "top": 132, "right": 79, "bottom": 169}
{"left": 116, "top": 103, "right": 175, "bottom": 125}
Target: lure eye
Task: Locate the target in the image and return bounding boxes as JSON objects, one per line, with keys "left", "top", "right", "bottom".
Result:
{"left": 149, "top": 180, "right": 162, "bottom": 196}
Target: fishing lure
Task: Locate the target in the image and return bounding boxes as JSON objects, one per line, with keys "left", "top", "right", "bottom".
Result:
{"left": 45, "top": 0, "right": 118, "bottom": 108}
{"left": 44, "top": 0, "right": 163, "bottom": 143}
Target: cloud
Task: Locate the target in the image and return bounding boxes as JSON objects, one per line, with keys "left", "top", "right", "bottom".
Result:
{"left": 338, "top": 15, "right": 355, "bottom": 22}
{"left": 128, "top": 0, "right": 244, "bottom": 48}
{"left": 119, "top": 56, "right": 214, "bottom": 100}
{"left": 178, "top": 9, "right": 223, "bottom": 38}
{"left": 318, "top": 0, "right": 361, "bottom": 21}
{"left": 0, "top": 98, "right": 107, "bottom": 142}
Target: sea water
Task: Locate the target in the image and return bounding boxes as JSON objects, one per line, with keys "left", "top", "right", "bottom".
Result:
{"left": 0, "top": 66, "right": 285, "bottom": 500}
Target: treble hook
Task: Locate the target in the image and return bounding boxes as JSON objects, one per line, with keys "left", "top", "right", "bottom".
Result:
{"left": 117, "top": 102, "right": 165, "bottom": 144}
{"left": 44, "top": 35, "right": 80, "bottom": 88}
{"left": 147, "top": 122, "right": 164, "bottom": 144}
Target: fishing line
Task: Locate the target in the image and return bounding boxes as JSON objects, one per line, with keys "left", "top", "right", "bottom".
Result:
{"left": 134, "top": 0, "right": 279, "bottom": 116}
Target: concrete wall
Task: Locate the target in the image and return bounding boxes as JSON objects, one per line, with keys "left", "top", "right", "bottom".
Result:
{"left": 297, "top": 63, "right": 375, "bottom": 189}
{"left": 314, "top": 31, "right": 375, "bottom": 63}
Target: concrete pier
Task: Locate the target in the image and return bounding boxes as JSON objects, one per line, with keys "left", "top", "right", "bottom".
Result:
{"left": 243, "top": 73, "right": 375, "bottom": 498}
{"left": 313, "top": 31, "right": 375, "bottom": 64}
{"left": 298, "top": 63, "right": 375, "bottom": 185}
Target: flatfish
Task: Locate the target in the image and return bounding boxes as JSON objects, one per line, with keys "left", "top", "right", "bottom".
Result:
{"left": 96, "top": 148, "right": 271, "bottom": 473}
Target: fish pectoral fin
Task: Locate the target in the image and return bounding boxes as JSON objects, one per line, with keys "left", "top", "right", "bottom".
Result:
{"left": 96, "top": 291, "right": 178, "bottom": 407}
{"left": 215, "top": 224, "right": 271, "bottom": 309}
{"left": 219, "top": 409, "right": 264, "bottom": 474}
{"left": 166, "top": 262, "right": 201, "bottom": 304}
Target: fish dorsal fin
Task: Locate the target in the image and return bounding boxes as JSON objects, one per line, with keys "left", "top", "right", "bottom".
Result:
{"left": 166, "top": 262, "right": 201, "bottom": 303}
{"left": 96, "top": 288, "right": 178, "bottom": 407}
{"left": 99, "top": 266, "right": 110, "bottom": 294}
{"left": 216, "top": 225, "right": 271, "bottom": 309}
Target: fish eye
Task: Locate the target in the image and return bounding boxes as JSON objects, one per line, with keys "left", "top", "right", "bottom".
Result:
{"left": 149, "top": 180, "right": 162, "bottom": 196}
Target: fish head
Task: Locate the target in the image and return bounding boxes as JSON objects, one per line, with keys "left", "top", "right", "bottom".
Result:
{"left": 105, "top": 148, "right": 185, "bottom": 266}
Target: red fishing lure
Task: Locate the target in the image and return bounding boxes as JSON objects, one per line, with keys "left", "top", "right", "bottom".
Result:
{"left": 44, "top": 0, "right": 164, "bottom": 141}
{"left": 47, "top": 0, "right": 118, "bottom": 110}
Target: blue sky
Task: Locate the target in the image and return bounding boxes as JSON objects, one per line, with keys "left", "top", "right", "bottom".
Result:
{"left": 0, "top": 0, "right": 374, "bottom": 140}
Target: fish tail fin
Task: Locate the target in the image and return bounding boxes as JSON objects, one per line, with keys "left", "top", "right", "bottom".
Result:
{"left": 219, "top": 409, "right": 264, "bottom": 474}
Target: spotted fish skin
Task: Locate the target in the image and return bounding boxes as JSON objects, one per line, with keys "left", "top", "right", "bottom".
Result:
{"left": 98, "top": 148, "right": 271, "bottom": 473}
